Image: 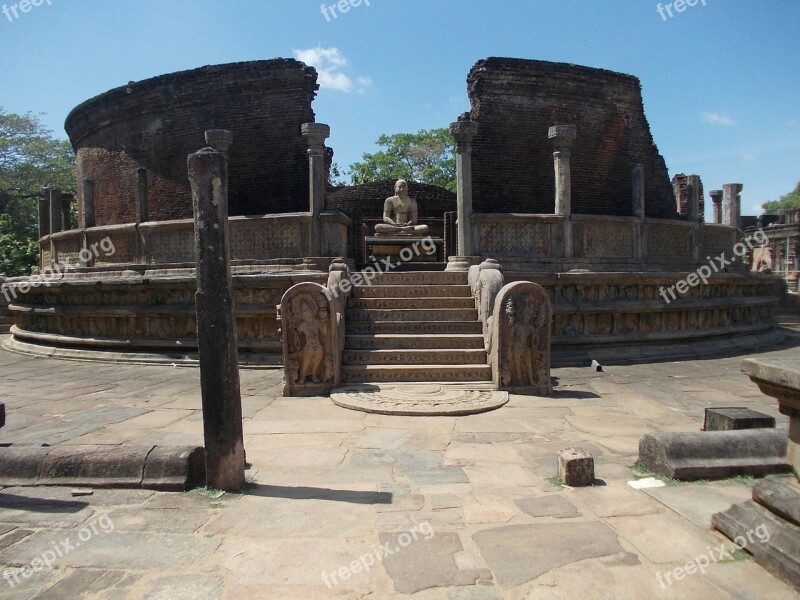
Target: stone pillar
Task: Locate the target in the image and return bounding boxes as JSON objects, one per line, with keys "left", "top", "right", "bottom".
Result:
{"left": 136, "top": 168, "right": 148, "bottom": 223}
{"left": 450, "top": 120, "right": 478, "bottom": 257}
{"left": 61, "top": 194, "right": 74, "bottom": 231}
{"left": 188, "top": 129, "right": 245, "bottom": 492}
{"left": 710, "top": 190, "right": 723, "bottom": 224}
{"left": 302, "top": 123, "right": 330, "bottom": 257}
{"left": 686, "top": 175, "right": 700, "bottom": 222}
{"left": 82, "top": 179, "right": 95, "bottom": 228}
{"left": 722, "top": 183, "right": 743, "bottom": 228}
{"left": 549, "top": 125, "right": 576, "bottom": 259}
{"left": 632, "top": 165, "right": 645, "bottom": 260}
{"left": 549, "top": 125, "right": 576, "bottom": 216}
{"left": 39, "top": 188, "right": 51, "bottom": 239}
{"left": 48, "top": 188, "right": 62, "bottom": 235}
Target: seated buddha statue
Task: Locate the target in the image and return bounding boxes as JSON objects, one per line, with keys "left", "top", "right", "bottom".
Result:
{"left": 374, "top": 179, "right": 429, "bottom": 236}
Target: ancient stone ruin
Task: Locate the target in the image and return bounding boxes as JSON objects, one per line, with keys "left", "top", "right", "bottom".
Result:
{"left": 0, "top": 56, "right": 785, "bottom": 400}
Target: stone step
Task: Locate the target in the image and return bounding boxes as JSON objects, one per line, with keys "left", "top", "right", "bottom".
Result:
{"left": 347, "top": 308, "right": 478, "bottom": 322}
{"left": 353, "top": 284, "right": 472, "bottom": 299}
{"left": 364, "top": 271, "right": 468, "bottom": 286}
{"left": 345, "top": 334, "right": 485, "bottom": 350}
{"left": 343, "top": 349, "right": 488, "bottom": 366}
{"left": 349, "top": 297, "right": 476, "bottom": 310}
{"left": 341, "top": 364, "right": 492, "bottom": 383}
{"left": 345, "top": 321, "right": 483, "bottom": 335}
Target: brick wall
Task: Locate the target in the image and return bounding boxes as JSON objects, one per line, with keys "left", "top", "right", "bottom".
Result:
{"left": 671, "top": 173, "right": 706, "bottom": 222}
{"left": 467, "top": 58, "right": 676, "bottom": 218}
{"left": 65, "top": 59, "right": 319, "bottom": 226}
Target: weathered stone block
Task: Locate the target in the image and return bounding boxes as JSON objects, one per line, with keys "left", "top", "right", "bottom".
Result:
{"left": 753, "top": 475, "right": 800, "bottom": 528}
{"left": 558, "top": 447, "right": 594, "bottom": 487}
{"left": 142, "top": 445, "right": 205, "bottom": 492}
{"left": 704, "top": 407, "right": 776, "bottom": 431}
{"left": 638, "top": 429, "right": 790, "bottom": 480}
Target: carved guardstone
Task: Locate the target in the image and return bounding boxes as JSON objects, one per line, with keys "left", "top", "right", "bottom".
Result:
{"left": 279, "top": 282, "right": 339, "bottom": 397}
{"left": 491, "top": 281, "right": 552, "bottom": 395}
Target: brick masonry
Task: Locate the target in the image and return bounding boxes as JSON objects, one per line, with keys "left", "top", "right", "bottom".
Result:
{"left": 671, "top": 173, "right": 706, "bottom": 222}
{"left": 65, "top": 59, "right": 319, "bottom": 226}
{"left": 467, "top": 58, "right": 676, "bottom": 218}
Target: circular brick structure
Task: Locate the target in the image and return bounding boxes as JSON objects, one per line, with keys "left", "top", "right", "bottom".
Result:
{"left": 65, "top": 59, "right": 318, "bottom": 226}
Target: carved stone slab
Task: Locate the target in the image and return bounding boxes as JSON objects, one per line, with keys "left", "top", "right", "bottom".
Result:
{"left": 491, "top": 281, "right": 552, "bottom": 395}
{"left": 279, "top": 282, "right": 339, "bottom": 397}
{"left": 331, "top": 383, "right": 508, "bottom": 416}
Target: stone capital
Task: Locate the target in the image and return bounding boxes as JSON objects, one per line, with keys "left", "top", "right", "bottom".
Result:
{"left": 709, "top": 190, "right": 723, "bottom": 204}
{"left": 548, "top": 124, "right": 577, "bottom": 149}
{"left": 449, "top": 121, "right": 478, "bottom": 153}
{"left": 204, "top": 129, "right": 233, "bottom": 155}
{"left": 723, "top": 183, "right": 744, "bottom": 195}
{"left": 302, "top": 123, "right": 330, "bottom": 155}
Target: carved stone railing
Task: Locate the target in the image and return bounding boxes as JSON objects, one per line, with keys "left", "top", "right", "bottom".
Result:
{"left": 278, "top": 259, "right": 351, "bottom": 397}
{"left": 38, "top": 211, "right": 351, "bottom": 268}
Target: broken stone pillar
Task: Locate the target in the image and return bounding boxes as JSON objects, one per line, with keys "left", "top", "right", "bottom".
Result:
{"left": 722, "top": 183, "right": 743, "bottom": 228}
{"left": 188, "top": 129, "right": 245, "bottom": 492}
{"left": 302, "top": 123, "right": 330, "bottom": 257}
{"left": 632, "top": 164, "right": 645, "bottom": 260}
{"left": 558, "top": 448, "right": 595, "bottom": 486}
{"left": 48, "top": 188, "right": 62, "bottom": 235}
{"left": 38, "top": 188, "right": 51, "bottom": 239}
{"left": 136, "top": 168, "right": 148, "bottom": 223}
{"left": 491, "top": 281, "right": 552, "bottom": 395}
{"left": 549, "top": 125, "right": 576, "bottom": 216}
{"left": 686, "top": 175, "right": 701, "bottom": 222}
{"left": 61, "top": 194, "right": 73, "bottom": 231}
{"left": 82, "top": 179, "right": 95, "bottom": 228}
{"left": 549, "top": 125, "right": 576, "bottom": 259}
{"left": 450, "top": 119, "right": 479, "bottom": 257}
{"left": 710, "top": 189, "right": 723, "bottom": 224}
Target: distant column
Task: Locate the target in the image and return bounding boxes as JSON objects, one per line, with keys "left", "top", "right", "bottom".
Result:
{"left": 686, "top": 175, "right": 701, "bottom": 222}
{"left": 632, "top": 164, "right": 645, "bottom": 219}
{"left": 722, "top": 183, "right": 743, "bottom": 228}
{"left": 450, "top": 119, "right": 478, "bottom": 257}
{"left": 61, "top": 194, "right": 74, "bottom": 231}
{"left": 188, "top": 129, "right": 245, "bottom": 492}
{"left": 82, "top": 179, "right": 95, "bottom": 228}
{"left": 39, "top": 187, "right": 51, "bottom": 239}
{"left": 548, "top": 125, "right": 577, "bottom": 216}
{"left": 302, "top": 123, "right": 330, "bottom": 257}
{"left": 710, "top": 190, "right": 723, "bottom": 224}
{"left": 136, "top": 168, "right": 148, "bottom": 223}
{"left": 48, "top": 188, "right": 62, "bottom": 235}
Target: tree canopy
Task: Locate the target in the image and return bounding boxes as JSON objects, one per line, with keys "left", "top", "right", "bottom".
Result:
{"left": 762, "top": 180, "right": 800, "bottom": 215}
{"left": 348, "top": 128, "right": 456, "bottom": 192}
{"left": 0, "top": 108, "right": 75, "bottom": 276}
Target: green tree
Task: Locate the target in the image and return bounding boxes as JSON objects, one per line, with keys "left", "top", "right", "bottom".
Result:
{"left": 762, "top": 180, "right": 800, "bottom": 215}
{"left": 349, "top": 128, "right": 456, "bottom": 192}
{"left": 0, "top": 108, "right": 75, "bottom": 276}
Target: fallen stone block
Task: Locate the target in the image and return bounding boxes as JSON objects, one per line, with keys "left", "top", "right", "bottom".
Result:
{"left": 558, "top": 447, "right": 594, "bottom": 486}
{"left": 752, "top": 475, "right": 800, "bottom": 528}
{"left": 713, "top": 500, "right": 800, "bottom": 591}
{"left": 638, "top": 428, "right": 789, "bottom": 480}
{"left": 0, "top": 444, "right": 205, "bottom": 491}
{"left": 704, "top": 407, "right": 776, "bottom": 431}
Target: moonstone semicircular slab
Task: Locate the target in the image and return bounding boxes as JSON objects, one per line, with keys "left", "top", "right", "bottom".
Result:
{"left": 330, "top": 383, "right": 508, "bottom": 416}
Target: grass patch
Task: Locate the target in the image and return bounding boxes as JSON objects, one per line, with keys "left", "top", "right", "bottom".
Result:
{"left": 725, "top": 548, "right": 751, "bottom": 562}
{"left": 731, "top": 474, "right": 755, "bottom": 487}
{"left": 546, "top": 475, "right": 565, "bottom": 488}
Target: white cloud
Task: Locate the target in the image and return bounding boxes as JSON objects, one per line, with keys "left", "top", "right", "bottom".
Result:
{"left": 292, "top": 47, "right": 372, "bottom": 93}
{"left": 702, "top": 112, "right": 735, "bottom": 126}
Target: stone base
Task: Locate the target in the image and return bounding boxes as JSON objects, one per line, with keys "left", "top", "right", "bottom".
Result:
{"left": 637, "top": 428, "right": 790, "bottom": 480}
{"left": 704, "top": 407, "right": 776, "bottom": 431}
{"left": 330, "top": 383, "right": 508, "bottom": 416}
{"left": 365, "top": 236, "right": 443, "bottom": 264}
{"left": 713, "top": 480, "right": 800, "bottom": 591}
{"left": 445, "top": 256, "right": 480, "bottom": 271}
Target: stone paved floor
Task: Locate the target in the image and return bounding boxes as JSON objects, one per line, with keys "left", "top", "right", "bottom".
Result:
{"left": 1, "top": 334, "right": 799, "bottom": 599}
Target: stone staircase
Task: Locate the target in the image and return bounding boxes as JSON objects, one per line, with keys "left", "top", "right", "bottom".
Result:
{"left": 341, "top": 271, "right": 492, "bottom": 383}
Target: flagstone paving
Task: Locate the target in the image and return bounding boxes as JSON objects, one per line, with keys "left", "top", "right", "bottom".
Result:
{"left": 0, "top": 333, "right": 799, "bottom": 598}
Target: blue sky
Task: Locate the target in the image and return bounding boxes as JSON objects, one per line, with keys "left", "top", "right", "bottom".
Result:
{"left": 2, "top": 0, "right": 798, "bottom": 218}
